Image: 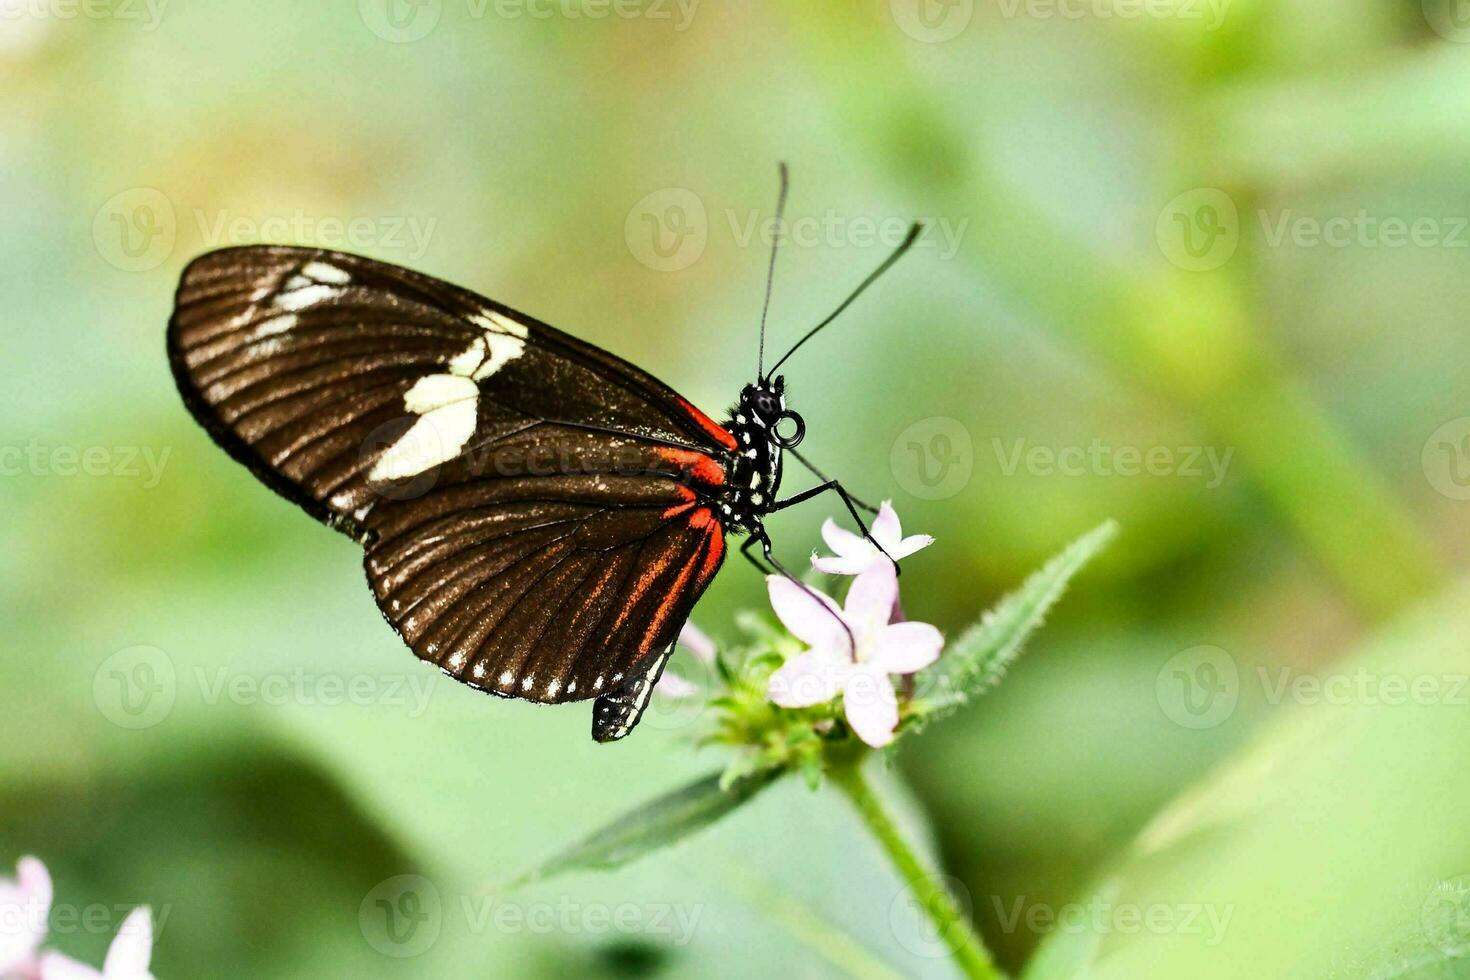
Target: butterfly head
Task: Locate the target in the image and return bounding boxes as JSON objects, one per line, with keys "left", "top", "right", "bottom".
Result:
{"left": 741, "top": 376, "right": 804, "bottom": 450}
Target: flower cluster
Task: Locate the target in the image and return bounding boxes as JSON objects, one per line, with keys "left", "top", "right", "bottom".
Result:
{"left": 657, "top": 501, "right": 940, "bottom": 752}
{"left": 0, "top": 857, "right": 157, "bottom": 980}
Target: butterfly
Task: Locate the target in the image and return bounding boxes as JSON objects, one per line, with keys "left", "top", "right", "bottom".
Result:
{"left": 166, "top": 168, "right": 919, "bottom": 742}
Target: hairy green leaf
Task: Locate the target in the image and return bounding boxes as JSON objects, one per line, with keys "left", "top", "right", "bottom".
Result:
{"left": 511, "top": 767, "right": 784, "bottom": 887}
{"left": 908, "top": 520, "right": 1117, "bottom": 730}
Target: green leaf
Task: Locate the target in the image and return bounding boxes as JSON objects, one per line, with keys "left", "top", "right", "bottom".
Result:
{"left": 1022, "top": 577, "right": 1470, "bottom": 980}
{"left": 511, "top": 766, "right": 784, "bottom": 887}
{"left": 908, "top": 520, "right": 1117, "bottom": 730}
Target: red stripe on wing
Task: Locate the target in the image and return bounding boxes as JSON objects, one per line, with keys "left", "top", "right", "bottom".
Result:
{"left": 661, "top": 484, "right": 698, "bottom": 519}
{"left": 654, "top": 447, "right": 726, "bottom": 488}
{"left": 640, "top": 508, "right": 725, "bottom": 654}
{"left": 675, "top": 396, "right": 738, "bottom": 451}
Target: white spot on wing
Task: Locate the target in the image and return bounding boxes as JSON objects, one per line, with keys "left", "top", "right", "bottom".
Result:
{"left": 471, "top": 311, "right": 529, "bottom": 339}
{"left": 274, "top": 283, "right": 340, "bottom": 311}
{"left": 447, "top": 338, "right": 486, "bottom": 377}
{"left": 369, "top": 398, "right": 478, "bottom": 480}
{"left": 403, "top": 374, "right": 478, "bottom": 415}
{"left": 546, "top": 679, "right": 560, "bottom": 698}
{"left": 499, "top": 671, "right": 514, "bottom": 687}
{"left": 472, "top": 332, "right": 525, "bottom": 380}
{"left": 302, "top": 261, "right": 350, "bottom": 284}
{"left": 250, "top": 313, "right": 297, "bottom": 340}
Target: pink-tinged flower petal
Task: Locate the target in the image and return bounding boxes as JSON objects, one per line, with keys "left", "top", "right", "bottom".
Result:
{"left": 0, "top": 856, "right": 51, "bottom": 973}
{"left": 676, "top": 622, "right": 715, "bottom": 663}
{"left": 891, "top": 533, "right": 935, "bottom": 561}
{"left": 16, "top": 859, "right": 50, "bottom": 910}
{"left": 101, "top": 907, "right": 153, "bottom": 978}
{"left": 872, "top": 621, "right": 943, "bottom": 674}
{"left": 842, "top": 666, "right": 900, "bottom": 747}
{"left": 843, "top": 562, "right": 898, "bottom": 626}
{"left": 766, "top": 576, "right": 845, "bottom": 651}
{"left": 820, "top": 518, "right": 868, "bottom": 558}
{"left": 654, "top": 671, "right": 699, "bottom": 700}
{"left": 871, "top": 501, "right": 902, "bottom": 549}
{"left": 811, "top": 551, "right": 871, "bottom": 576}
{"left": 40, "top": 951, "right": 102, "bottom": 980}
{"left": 768, "top": 650, "right": 848, "bottom": 708}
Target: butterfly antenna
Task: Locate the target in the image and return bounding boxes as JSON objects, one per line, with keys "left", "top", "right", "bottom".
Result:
{"left": 765, "top": 221, "right": 922, "bottom": 378}
{"left": 756, "top": 162, "right": 790, "bottom": 381}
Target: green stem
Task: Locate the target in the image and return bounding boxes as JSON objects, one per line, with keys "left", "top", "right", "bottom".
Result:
{"left": 829, "top": 759, "right": 1004, "bottom": 980}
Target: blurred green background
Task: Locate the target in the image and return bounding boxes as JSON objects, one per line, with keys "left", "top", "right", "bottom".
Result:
{"left": 6, "top": 1, "right": 1470, "bottom": 976}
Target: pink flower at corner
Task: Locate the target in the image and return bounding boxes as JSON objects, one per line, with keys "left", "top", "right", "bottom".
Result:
{"left": 766, "top": 563, "right": 943, "bottom": 747}
{"left": 0, "top": 855, "right": 51, "bottom": 978}
{"left": 654, "top": 621, "right": 717, "bottom": 700}
{"left": 39, "top": 907, "right": 155, "bottom": 980}
{"left": 811, "top": 501, "right": 933, "bottom": 576}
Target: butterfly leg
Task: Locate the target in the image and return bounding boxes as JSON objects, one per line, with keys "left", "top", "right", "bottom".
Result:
{"left": 771, "top": 480, "right": 901, "bottom": 574}
{"left": 786, "top": 448, "right": 880, "bottom": 515}
{"left": 740, "top": 529, "right": 858, "bottom": 654}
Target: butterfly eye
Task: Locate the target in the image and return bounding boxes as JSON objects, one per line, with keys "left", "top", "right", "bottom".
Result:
{"left": 772, "top": 410, "right": 805, "bottom": 449}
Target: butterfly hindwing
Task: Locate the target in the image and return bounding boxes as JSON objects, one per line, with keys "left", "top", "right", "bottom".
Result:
{"left": 168, "top": 246, "right": 732, "bottom": 738}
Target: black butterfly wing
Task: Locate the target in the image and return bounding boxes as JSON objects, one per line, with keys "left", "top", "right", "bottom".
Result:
{"left": 168, "top": 246, "right": 732, "bottom": 741}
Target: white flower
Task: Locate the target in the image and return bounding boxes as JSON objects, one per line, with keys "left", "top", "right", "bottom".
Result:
{"left": 0, "top": 855, "right": 51, "bottom": 977}
{"left": 765, "top": 563, "right": 943, "bottom": 747}
{"left": 654, "top": 621, "right": 716, "bottom": 700}
{"left": 39, "top": 907, "right": 155, "bottom": 980}
{"left": 811, "top": 501, "right": 933, "bottom": 576}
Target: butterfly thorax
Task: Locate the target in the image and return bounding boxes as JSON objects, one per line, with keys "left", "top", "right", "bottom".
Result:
{"left": 714, "top": 378, "right": 802, "bottom": 533}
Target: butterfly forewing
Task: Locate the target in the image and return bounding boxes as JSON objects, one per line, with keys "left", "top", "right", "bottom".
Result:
{"left": 168, "top": 246, "right": 731, "bottom": 739}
